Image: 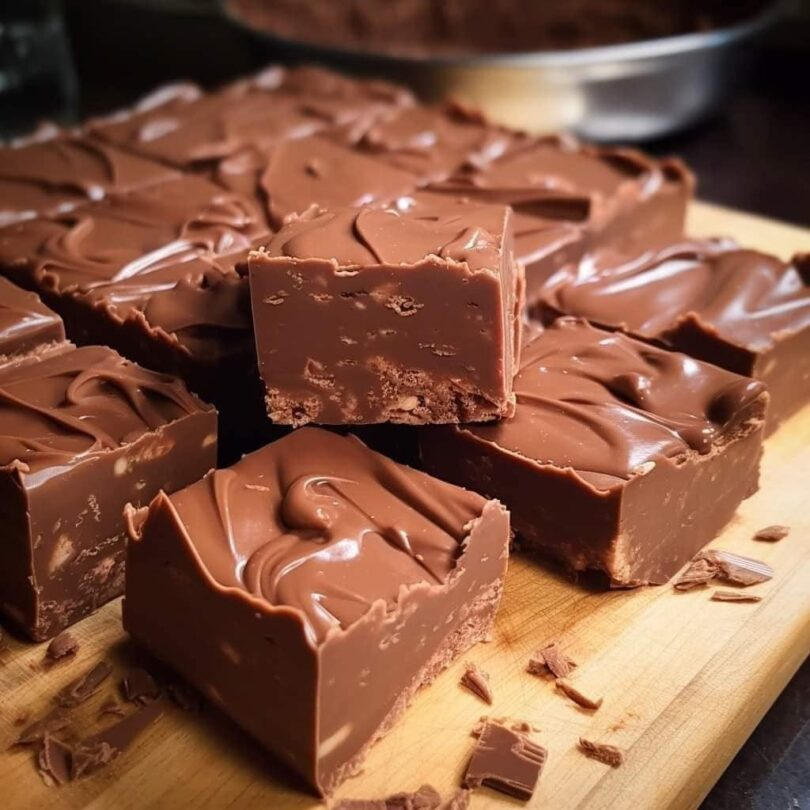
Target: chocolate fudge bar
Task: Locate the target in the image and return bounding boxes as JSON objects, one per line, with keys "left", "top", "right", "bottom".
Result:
{"left": 123, "top": 427, "right": 509, "bottom": 795}
{"left": 421, "top": 318, "right": 768, "bottom": 586}
{"left": 533, "top": 241, "right": 810, "bottom": 431}
{"left": 0, "top": 277, "right": 68, "bottom": 367}
{"left": 249, "top": 201, "right": 522, "bottom": 425}
{"left": 0, "top": 346, "right": 216, "bottom": 640}
{"left": 0, "top": 131, "right": 178, "bottom": 227}
{"left": 427, "top": 134, "right": 693, "bottom": 304}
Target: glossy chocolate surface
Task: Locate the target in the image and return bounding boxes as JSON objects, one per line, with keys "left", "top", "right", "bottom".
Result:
{"left": 249, "top": 201, "right": 521, "bottom": 424}
{"left": 0, "top": 277, "right": 66, "bottom": 364}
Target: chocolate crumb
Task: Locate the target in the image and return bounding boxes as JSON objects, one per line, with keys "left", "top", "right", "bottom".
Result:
{"left": 15, "top": 708, "right": 71, "bottom": 746}
{"left": 54, "top": 661, "right": 112, "bottom": 708}
{"left": 527, "top": 642, "right": 576, "bottom": 679}
{"left": 37, "top": 733, "right": 72, "bottom": 786}
{"left": 122, "top": 667, "right": 161, "bottom": 705}
{"left": 578, "top": 738, "right": 624, "bottom": 768}
{"left": 460, "top": 663, "right": 493, "bottom": 704}
{"left": 700, "top": 550, "right": 773, "bottom": 587}
{"left": 438, "top": 789, "right": 470, "bottom": 809}
{"left": 471, "top": 716, "right": 536, "bottom": 738}
{"left": 673, "top": 557, "right": 718, "bottom": 590}
{"left": 753, "top": 525, "right": 790, "bottom": 542}
{"left": 13, "top": 713, "right": 30, "bottom": 727}
{"left": 711, "top": 590, "right": 763, "bottom": 604}
{"left": 44, "top": 632, "right": 79, "bottom": 664}
{"left": 333, "top": 783, "right": 442, "bottom": 809}
{"left": 555, "top": 679, "right": 603, "bottom": 710}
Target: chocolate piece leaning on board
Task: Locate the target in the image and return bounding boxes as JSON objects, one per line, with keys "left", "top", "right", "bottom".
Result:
{"left": 427, "top": 134, "right": 693, "bottom": 304}
{"left": 249, "top": 201, "right": 523, "bottom": 425}
{"left": 123, "top": 427, "right": 510, "bottom": 796}
{"left": 0, "top": 346, "right": 217, "bottom": 640}
{"left": 532, "top": 241, "right": 810, "bottom": 432}
{"left": 0, "top": 277, "right": 69, "bottom": 368}
{"left": 421, "top": 318, "right": 768, "bottom": 586}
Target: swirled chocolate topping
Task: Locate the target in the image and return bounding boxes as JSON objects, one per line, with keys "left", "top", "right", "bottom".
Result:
{"left": 0, "top": 134, "right": 178, "bottom": 226}
{"left": 0, "top": 176, "right": 266, "bottom": 294}
{"left": 0, "top": 277, "right": 66, "bottom": 362}
{"left": 538, "top": 241, "right": 810, "bottom": 352}
{"left": 464, "top": 318, "right": 766, "bottom": 487}
{"left": 168, "top": 428, "right": 485, "bottom": 644}
{"left": 0, "top": 345, "right": 209, "bottom": 477}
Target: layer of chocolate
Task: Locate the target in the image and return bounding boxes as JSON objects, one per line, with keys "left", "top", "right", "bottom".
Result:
{"left": 0, "top": 277, "right": 67, "bottom": 367}
{"left": 421, "top": 318, "right": 768, "bottom": 586}
{"left": 0, "top": 132, "right": 178, "bottom": 227}
{"left": 0, "top": 345, "right": 216, "bottom": 640}
{"left": 427, "top": 135, "right": 693, "bottom": 303}
{"left": 249, "top": 201, "right": 522, "bottom": 425}
{"left": 534, "top": 241, "right": 810, "bottom": 431}
{"left": 124, "top": 427, "right": 509, "bottom": 795}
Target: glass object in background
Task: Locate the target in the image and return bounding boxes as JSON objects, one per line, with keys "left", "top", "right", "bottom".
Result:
{"left": 0, "top": 0, "right": 78, "bottom": 140}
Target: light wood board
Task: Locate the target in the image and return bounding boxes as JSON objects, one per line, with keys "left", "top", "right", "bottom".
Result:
{"left": 1, "top": 202, "right": 809, "bottom": 810}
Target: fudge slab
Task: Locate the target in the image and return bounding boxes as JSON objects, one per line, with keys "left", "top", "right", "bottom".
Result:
{"left": 427, "top": 134, "right": 693, "bottom": 304}
{"left": 533, "top": 241, "right": 810, "bottom": 432}
{"left": 0, "top": 131, "right": 177, "bottom": 227}
{"left": 123, "top": 427, "right": 509, "bottom": 795}
{"left": 0, "top": 277, "right": 67, "bottom": 367}
{"left": 249, "top": 201, "right": 522, "bottom": 425}
{"left": 421, "top": 318, "right": 768, "bottom": 586}
{"left": 0, "top": 346, "right": 216, "bottom": 640}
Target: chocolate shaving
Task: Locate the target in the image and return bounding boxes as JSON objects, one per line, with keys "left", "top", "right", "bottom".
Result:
{"left": 99, "top": 699, "right": 126, "bottom": 718}
{"left": 578, "top": 738, "right": 624, "bottom": 768}
{"left": 37, "top": 733, "right": 73, "bottom": 787}
{"left": 460, "top": 663, "right": 493, "bottom": 704}
{"left": 15, "top": 707, "right": 70, "bottom": 746}
{"left": 555, "top": 679, "right": 603, "bottom": 710}
{"left": 527, "top": 642, "right": 576, "bottom": 679}
{"left": 122, "top": 667, "right": 161, "bottom": 705}
{"left": 701, "top": 550, "right": 773, "bottom": 587}
{"left": 333, "top": 784, "right": 442, "bottom": 810}
{"left": 753, "top": 525, "right": 790, "bottom": 542}
{"left": 710, "top": 590, "right": 763, "bottom": 604}
{"left": 463, "top": 721, "right": 546, "bottom": 801}
{"left": 673, "top": 557, "right": 718, "bottom": 590}
{"left": 54, "top": 661, "right": 112, "bottom": 708}
{"left": 44, "top": 631, "right": 79, "bottom": 664}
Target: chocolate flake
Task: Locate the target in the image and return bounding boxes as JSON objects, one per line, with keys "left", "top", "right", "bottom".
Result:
{"left": 15, "top": 707, "right": 71, "bottom": 746}
{"left": 37, "top": 733, "right": 73, "bottom": 786}
{"left": 54, "top": 661, "right": 112, "bottom": 708}
{"left": 578, "top": 738, "right": 624, "bottom": 768}
{"left": 460, "top": 662, "right": 493, "bottom": 704}
{"left": 753, "top": 525, "right": 790, "bottom": 542}
{"left": 44, "top": 631, "right": 79, "bottom": 664}
{"left": 463, "top": 721, "right": 547, "bottom": 801}
{"left": 527, "top": 642, "right": 576, "bottom": 678}
{"left": 99, "top": 698, "right": 126, "bottom": 718}
{"left": 122, "top": 667, "right": 161, "bottom": 705}
{"left": 710, "top": 590, "right": 763, "bottom": 604}
{"left": 673, "top": 557, "right": 718, "bottom": 590}
{"left": 333, "top": 784, "right": 442, "bottom": 810}
{"left": 555, "top": 679, "right": 603, "bottom": 710}
{"left": 701, "top": 550, "right": 774, "bottom": 587}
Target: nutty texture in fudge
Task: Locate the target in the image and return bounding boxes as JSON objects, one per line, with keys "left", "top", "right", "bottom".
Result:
{"left": 534, "top": 241, "right": 810, "bottom": 431}
{"left": 249, "top": 201, "right": 522, "bottom": 425}
{"left": 0, "top": 131, "right": 177, "bottom": 227}
{"left": 0, "top": 277, "right": 67, "bottom": 366}
{"left": 0, "top": 346, "right": 216, "bottom": 640}
{"left": 124, "top": 427, "right": 509, "bottom": 795}
{"left": 428, "top": 134, "right": 692, "bottom": 303}
{"left": 421, "top": 318, "right": 768, "bottom": 586}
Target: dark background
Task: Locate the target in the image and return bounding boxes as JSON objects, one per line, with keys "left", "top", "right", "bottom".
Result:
{"left": 18, "top": 1, "right": 810, "bottom": 807}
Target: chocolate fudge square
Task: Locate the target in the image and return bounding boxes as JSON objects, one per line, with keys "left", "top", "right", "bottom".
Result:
{"left": 427, "top": 134, "right": 693, "bottom": 304}
{"left": 123, "top": 427, "right": 509, "bottom": 795}
{"left": 0, "top": 346, "right": 216, "bottom": 640}
{"left": 0, "top": 131, "right": 178, "bottom": 227}
{"left": 249, "top": 201, "right": 522, "bottom": 426}
{"left": 421, "top": 318, "right": 768, "bottom": 587}
{"left": 533, "top": 241, "right": 810, "bottom": 432}
{"left": 0, "top": 277, "right": 68, "bottom": 368}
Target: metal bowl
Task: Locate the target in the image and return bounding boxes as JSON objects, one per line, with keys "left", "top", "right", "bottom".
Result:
{"left": 223, "top": 1, "right": 785, "bottom": 141}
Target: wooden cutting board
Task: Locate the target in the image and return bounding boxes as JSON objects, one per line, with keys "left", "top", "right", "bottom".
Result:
{"left": 1, "top": 202, "right": 809, "bottom": 810}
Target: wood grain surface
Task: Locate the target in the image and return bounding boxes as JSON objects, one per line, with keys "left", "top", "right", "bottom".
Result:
{"left": 1, "top": 202, "right": 808, "bottom": 810}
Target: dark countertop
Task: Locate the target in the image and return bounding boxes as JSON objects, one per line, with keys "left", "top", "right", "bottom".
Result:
{"left": 9, "top": 3, "right": 810, "bottom": 807}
